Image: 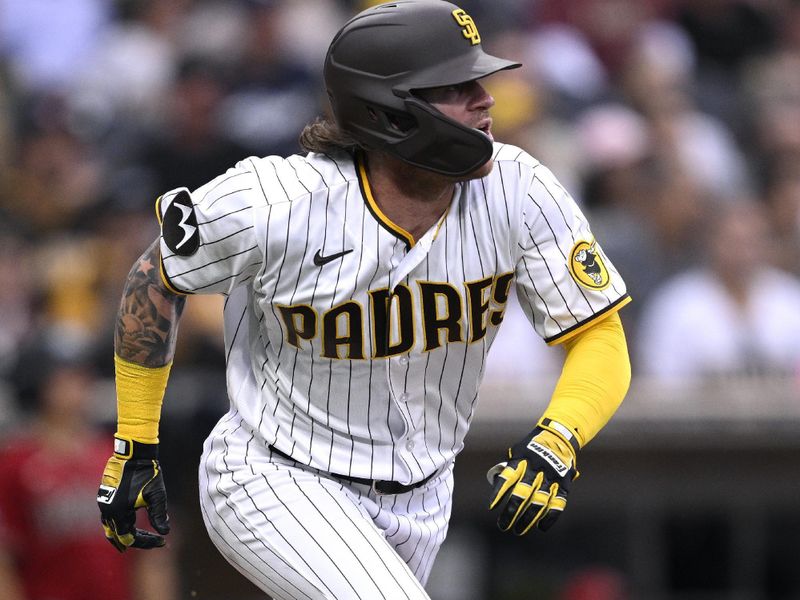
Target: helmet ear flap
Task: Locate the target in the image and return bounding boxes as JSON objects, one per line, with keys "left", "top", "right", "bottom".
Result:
{"left": 389, "top": 98, "right": 493, "bottom": 176}
{"left": 367, "top": 106, "right": 415, "bottom": 135}
{"left": 345, "top": 102, "right": 418, "bottom": 149}
{"left": 333, "top": 93, "right": 493, "bottom": 176}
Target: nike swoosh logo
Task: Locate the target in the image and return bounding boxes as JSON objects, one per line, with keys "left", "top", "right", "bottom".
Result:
{"left": 313, "top": 248, "right": 354, "bottom": 266}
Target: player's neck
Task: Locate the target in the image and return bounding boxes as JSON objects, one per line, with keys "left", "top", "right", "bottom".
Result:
{"left": 365, "top": 151, "right": 456, "bottom": 240}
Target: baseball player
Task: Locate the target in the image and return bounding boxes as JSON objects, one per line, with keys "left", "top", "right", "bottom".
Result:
{"left": 96, "top": 2, "right": 632, "bottom": 599}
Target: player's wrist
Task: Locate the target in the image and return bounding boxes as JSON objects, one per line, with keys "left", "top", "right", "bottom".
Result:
{"left": 112, "top": 435, "right": 159, "bottom": 460}
{"left": 114, "top": 354, "right": 171, "bottom": 444}
{"left": 515, "top": 419, "right": 580, "bottom": 477}
{"left": 537, "top": 418, "right": 581, "bottom": 455}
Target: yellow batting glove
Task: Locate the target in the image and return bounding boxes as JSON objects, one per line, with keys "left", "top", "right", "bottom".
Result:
{"left": 97, "top": 437, "right": 170, "bottom": 552}
{"left": 487, "top": 419, "right": 580, "bottom": 535}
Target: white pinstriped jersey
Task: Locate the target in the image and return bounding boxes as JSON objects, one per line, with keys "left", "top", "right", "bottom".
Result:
{"left": 157, "top": 143, "right": 630, "bottom": 484}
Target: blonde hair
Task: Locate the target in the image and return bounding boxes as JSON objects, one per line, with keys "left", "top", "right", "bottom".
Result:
{"left": 299, "top": 117, "right": 363, "bottom": 155}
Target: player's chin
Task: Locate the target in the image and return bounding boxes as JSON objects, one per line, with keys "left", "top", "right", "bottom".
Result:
{"left": 456, "top": 158, "right": 494, "bottom": 182}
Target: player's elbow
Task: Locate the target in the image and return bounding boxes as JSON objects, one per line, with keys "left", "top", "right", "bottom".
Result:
{"left": 605, "top": 313, "right": 631, "bottom": 407}
{"left": 570, "top": 312, "right": 631, "bottom": 411}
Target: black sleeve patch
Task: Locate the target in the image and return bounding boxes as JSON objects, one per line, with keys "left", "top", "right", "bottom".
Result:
{"left": 162, "top": 190, "right": 200, "bottom": 256}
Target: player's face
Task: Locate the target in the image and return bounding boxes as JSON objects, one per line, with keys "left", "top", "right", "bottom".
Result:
{"left": 416, "top": 80, "right": 496, "bottom": 179}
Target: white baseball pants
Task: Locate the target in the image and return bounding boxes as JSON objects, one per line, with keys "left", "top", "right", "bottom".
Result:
{"left": 198, "top": 411, "right": 454, "bottom": 600}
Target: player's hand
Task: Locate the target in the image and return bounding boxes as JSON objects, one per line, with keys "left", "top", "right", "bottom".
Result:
{"left": 97, "top": 437, "right": 170, "bottom": 552}
{"left": 487, "top": 421, "right": 579, "bottom": 535}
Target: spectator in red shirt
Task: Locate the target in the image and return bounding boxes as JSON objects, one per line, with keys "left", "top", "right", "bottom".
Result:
{"left": 0, "top": 347, "right": 177, "bottom": 600}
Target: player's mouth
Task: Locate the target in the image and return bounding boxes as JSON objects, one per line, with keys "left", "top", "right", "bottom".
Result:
{"left": 475, "top": 119, "right": 493, "bottom": 141}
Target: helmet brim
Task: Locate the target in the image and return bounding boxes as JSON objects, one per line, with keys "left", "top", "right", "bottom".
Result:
{"left": 400, "top": 49, "right": 521, "bottom": 94}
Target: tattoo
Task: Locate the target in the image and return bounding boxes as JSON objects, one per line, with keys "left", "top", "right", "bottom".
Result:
{"left": 115, "top": 240, "right": 187, "bottom": 367}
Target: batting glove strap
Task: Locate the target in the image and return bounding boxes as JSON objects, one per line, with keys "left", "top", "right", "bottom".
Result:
{"left": 538, "top": 417, "right": 581, "bottom": 456}
{"left": 488, "top": 423, "right": 578, "bottom": 535}
{"left": 97, "top": 441, "right": 169, "bottom": 553}
{"left": 112, "top": 436, "right": 158, "bottom": 460}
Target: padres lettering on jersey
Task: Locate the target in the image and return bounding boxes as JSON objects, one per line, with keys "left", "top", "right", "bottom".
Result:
{"left": 275, "top": 273, "right": 514, "bottom": 359}
{"left": 157, "top": 144, "right": 630, "bottom": 484}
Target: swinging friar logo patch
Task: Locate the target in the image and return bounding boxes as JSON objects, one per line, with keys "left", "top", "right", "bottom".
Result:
{"left": 568, "top": 240, "right": 610, "bottom": 290}
{"left": 161, "top": 189, "right": 200, "bottom": 256}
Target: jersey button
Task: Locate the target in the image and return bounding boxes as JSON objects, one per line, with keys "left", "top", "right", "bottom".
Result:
{"left": 399, "top": 355, "right": 409, "bottom": 365}
{"left": 406, "top": 440, "right": 415, "bottom": 451}
{"left": 399, "top": 393, "right": 409, "bottom": 402}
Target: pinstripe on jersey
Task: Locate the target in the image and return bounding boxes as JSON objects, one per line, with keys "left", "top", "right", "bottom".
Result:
{"left": 198, "top": 409, "right": 449, "bottom": 599}
{"left": 157, "top": 143, "right": 630, "bottom": 486}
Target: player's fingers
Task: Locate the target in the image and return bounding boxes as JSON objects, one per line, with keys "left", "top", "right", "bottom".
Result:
{"left": 499, "top": 471, "right": 543, "bottom": 531}
{"left": 514, "top": 484, "right": 566, "bottom": 535}
{"left": 536, "top": 489, "right": 568, "bottom": 533}
{"left": 102, "top": 515, "right": 166, "bottom": 551}
{"left": 488, "top": 461, "right": 526, "bottom": 510}
{"left": 143, "top": 480, "right": 170, "bottom": 535}
{"left": 105, "top": 535, "right": 129, "bottom": 553}
{"left": 145, "top": 503, "right": 170, "bottom": 535}
{"left": 497, "top": 484, "right": 531, "bottom": 531}
{"left": 102, "top": 521, "right": 129, "bottom": 553}
{"left": 130, "top": 528, "right": 167, "bottom": 550}
{"left": 102, "top": 518, "right": 137, "bottom": 553}
{"left": 486, "top": 461, "right": 508, "bottom": 485}
{"left": 102, "top": 509, "right": 136, "bottom": 536}
{"left": 535, "top": 505, "right": 565, "bottom": 532}
{"left": 513, "top": 485, "right": 554, "bottom": 535}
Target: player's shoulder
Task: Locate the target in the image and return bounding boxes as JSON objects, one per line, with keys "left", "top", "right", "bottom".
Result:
{"left": 492, "top": 142, "right": 543, "bottom": 171}
{"left": 488, "top": 142, "right": 567, "bottom": 196}
{"left": 243, "top": 150, "right": 357, "bottom": 205}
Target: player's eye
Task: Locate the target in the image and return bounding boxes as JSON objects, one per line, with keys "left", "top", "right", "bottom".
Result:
{"left": 416, "top": 81, "right": 472, "bottom": 104}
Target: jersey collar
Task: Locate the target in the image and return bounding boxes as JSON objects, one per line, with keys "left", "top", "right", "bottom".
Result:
{"left": 356, "top": 152, "right": 455, "bottom": 250}
{"left": 356, "top": 152, "right": 416, "bottom": 248}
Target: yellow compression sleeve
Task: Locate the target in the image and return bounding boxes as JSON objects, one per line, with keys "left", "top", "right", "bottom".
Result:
{"left": 542, "top": 312, "right": 631, "bottom": 448}
{"left": 114, "top": 355, "right": 172, "bottom": 444}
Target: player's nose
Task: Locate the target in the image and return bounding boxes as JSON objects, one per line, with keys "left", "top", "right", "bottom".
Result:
{"left": 470, "top": 82, "right": 495, "bottom": 111}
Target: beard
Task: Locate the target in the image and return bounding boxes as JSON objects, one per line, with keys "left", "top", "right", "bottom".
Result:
{"left": 367, "top": 150, "right": 495, "bottom": 199}
{"left": 456, "top": 158, "right": 494, "bottom": 182}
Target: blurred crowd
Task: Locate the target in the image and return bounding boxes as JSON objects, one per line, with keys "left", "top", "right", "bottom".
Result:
{"left": 1, "top": 0, "right": 800, "bottom": 598}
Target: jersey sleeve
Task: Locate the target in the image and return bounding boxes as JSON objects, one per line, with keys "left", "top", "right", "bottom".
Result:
{"left": 514, "top": 164, "right": 630, "bottom": 345}
{"left": 157, "top": 163, "right": 263, "bottom": 295}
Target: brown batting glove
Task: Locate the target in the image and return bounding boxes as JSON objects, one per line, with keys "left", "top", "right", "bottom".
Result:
{"left": 487, "top": 419, "right": 580, "bottom": 535}
{"left": 97, "top": 437, "right": 170, "bottom": 552}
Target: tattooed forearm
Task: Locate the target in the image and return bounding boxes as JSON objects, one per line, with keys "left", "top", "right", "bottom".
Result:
{"left": 114, "top": 240, "right": 187, "bottom": 367}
